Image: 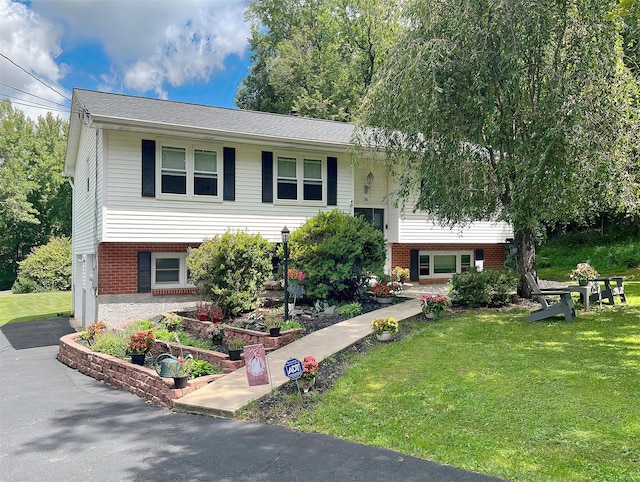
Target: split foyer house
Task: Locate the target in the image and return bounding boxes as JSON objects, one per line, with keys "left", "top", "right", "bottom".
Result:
{"left": 64, "top": 89, "right": 513, "bottom": 327}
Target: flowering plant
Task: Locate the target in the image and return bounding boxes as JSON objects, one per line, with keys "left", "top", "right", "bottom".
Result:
{"left": 392, "top": 266, "right": 410, "bottom": 283}
{"left": 210, "top": 303, "right": 224, "bottom": 322}
{"left": 301, "top": 355, "right": 318, "bottom": 381}
{"left": 287, "top": 267, "right": 306, "bottom": 281}
{"left": 371, "top": 280, "right": 402, "bottom": 297}
{"left": 570, "top": 263, "right": 599, "bottom": 282}
{"left": 420, "top": 293, "right": 450, "bottom": 316}
{"left": 168, "top": 354, "right": 194, "bottom": 377}
{"left": 247, "top": 312, "right": 265, "bottom": 322}
{"left": 371, "top": 317, "right": 399, "bottom": 335}
{"left": 264, "top": 314, "right": 283, "bottom": 329}
{"left": 196, "top": 301, "right": 211, "bottom": 319}
{"left": 127, "top": 330, "right": 155, "bottom": 355}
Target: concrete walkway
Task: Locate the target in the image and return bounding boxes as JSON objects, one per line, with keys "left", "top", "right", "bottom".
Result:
{"left": 175, "top": 299, "right": 423, "bottom": 417}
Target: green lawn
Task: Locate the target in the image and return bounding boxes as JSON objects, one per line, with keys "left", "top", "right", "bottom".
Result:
{"left": 291, "top": 282, "right": 640, "bottom": 481}
{"left": 0, "top": 291, "right": 71, "bottom": 325}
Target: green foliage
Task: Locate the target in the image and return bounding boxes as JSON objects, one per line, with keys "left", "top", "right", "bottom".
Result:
{"left": 153, "top": 329, "right": 214, "bottom": 350}
{"left": 337, "top": 302, "right": 362, "bottom": 316}
{"left": 0, "top": 101, "right": 70, "bottom": 289}
{"left": 189, "top": 359, "right": 221, "bottom": 378}
{"left": 186, "top": 230, "right": 275, "bottom": 317}
{"left": 281, "top": 319, "right": 303, "bottom": 331}
{"left": 92, "top": 330, "right": 128, "bottom": 358}
{"left": 237, "top": 0, "right": 400, "bottom": 120}
{"left": 289, "top": 210, "right": 386, "bottom": 301}
{"left": 162, "top": 313, "right": 183, "bottom": 332}
{"left": 450, "top": 269, "right": 518, "bottom": 308}
{"left": 12, "top": 237, "right": 71, "bottom": 293}
{"left": 358, "top": 0, "right": 638, "bottom": 295}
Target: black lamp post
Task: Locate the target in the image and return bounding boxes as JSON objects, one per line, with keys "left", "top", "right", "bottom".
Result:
{"left": 281, "top": 226, "right": 290, "bottom": 321}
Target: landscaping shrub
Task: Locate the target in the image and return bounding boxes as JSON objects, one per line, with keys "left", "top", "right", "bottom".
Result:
{"left": 337, "top": 302, "right": 362, "bottom": 316}
{"left": 12, "top": 237, "right": 71, "bottom": 293}
{"left": 289, "top": 210, "right": 386, "bottom": 301}
{"left": 449, "top": 269, "right": 518, "bottom": 307}
{"left": 189, "top": 359, "right": 220, "bottom": 378}
{"left": 92, "top": 330, "right": 128, "bottom": 358}
{"left": 186, "top": 230, "right": 275, "bottom": 317}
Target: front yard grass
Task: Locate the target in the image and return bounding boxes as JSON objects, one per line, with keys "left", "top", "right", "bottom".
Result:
{"left": 0, "top": 291, "right": 71, "bottom": 325}
{"left": 290, "top": 281, "right": 640, "bottom": 481}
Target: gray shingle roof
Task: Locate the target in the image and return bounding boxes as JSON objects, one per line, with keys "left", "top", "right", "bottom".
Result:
{"left": 74, "top": 89, "right": 355, "bottom": 146}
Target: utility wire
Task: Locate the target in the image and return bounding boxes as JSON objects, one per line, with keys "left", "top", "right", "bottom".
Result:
{"left": 0, "top": 81, "right": 68, "bottom": 108}
{"left": 0, "top": 52, "right": 71, "bottom": 102}
{"left": 0, "top": 96, "right": 70, "bottom": 114}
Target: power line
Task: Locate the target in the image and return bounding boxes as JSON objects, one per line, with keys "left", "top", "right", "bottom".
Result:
{"left": 0, "top": 52, "right": 71, "bottom": 102}
{"left": 0, "top": 81, "right": 68, "bottom": 108}
{"left": 0, "top": 96, "right": 70, "bottom": 114}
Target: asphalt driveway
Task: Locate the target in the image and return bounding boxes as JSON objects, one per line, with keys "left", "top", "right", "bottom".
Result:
{"left": 0, "top": 318, "right": 502, "bottom": 481}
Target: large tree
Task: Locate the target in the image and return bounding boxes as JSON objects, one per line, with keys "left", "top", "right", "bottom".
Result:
{"left": 358, "top": 0, "right": 638, "bottom": 296}
{"left": 0, "top": 100, "right": 70, "bottom": 289}
{"left": 236, "top": 0, "right": 399, "bottom": 121}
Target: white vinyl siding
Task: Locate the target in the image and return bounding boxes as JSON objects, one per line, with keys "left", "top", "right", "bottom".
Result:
{"left": 103, "top": 132, "right": 353, "bottom": 243}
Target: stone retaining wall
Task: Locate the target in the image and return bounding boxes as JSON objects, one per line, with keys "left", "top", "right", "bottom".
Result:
{"left": 58, "top": 333, "right": 223, "bottom": 408}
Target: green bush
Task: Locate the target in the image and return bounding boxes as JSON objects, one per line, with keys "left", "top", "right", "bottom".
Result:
{"left": 186, "top": 230, "right": 275, "bottom": 317}
{"left": 450, "top": 269, "right": 518, "bottom": 307}
{"left": 92, "top": 330, "right": 128, "bottom": 358}
{"left": 289, "top": 210, "right": 386, "bottom": 301}
{"left": 189, "top": 359, "right": 221, "bottom": 378}
{"left": 337, "top": 302, "right": 362, "bottom": 316}
{"left": 281, "top": 319, "right": 303, "bottom": 331}
{"left": 12, "top": 237, "right": 71, "bottom": 293}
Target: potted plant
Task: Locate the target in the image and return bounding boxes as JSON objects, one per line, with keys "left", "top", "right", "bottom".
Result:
{"left": 264, "top": 314, "right": 283, "bottom": 337}
{"left": 287, "top": 267, "right": 306, "bottom": 286}
{"left": 371, "top": 280, "right": 401, "bottom": 304}
{"left": 296, "top": 355, "right": 318, "bottom": 393}
{"left": 420, "top": 293, "right": 450, "bottom": 319}
{"left": 226, "top": 337, "right": 244, "bottom": 361}
{"left": 371, "top": 317, "right": 399, "bottom": 341}
{"left": 570, "top": 263, "right": 599, "bottom": 286}
{"left": 392, "top": 266, "right": 410, "bottom": 284}
{"left": 196, "top": 301, "right": 211, "bottom": 321}
{"left": 210, "top": 303, "right": 224, "bottom": 323}
{"left": 168, "top": 354, "right": 194, "bottom": 388}
{"left": 127, "top": 330, "right": 155, "bottom": 365}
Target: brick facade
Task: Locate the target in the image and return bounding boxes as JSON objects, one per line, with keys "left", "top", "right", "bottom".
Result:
{"left": 391, "top": 242, "right": 506, "bottom": 283}
{"left": 97, "top": 242, "right": 199, "bottom": 295}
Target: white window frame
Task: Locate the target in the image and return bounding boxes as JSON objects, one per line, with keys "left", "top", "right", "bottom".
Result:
{"left": 418, "top": 250, "right": 474, "bottom": 279}
{"left": 151, "top": 253, "right": 193, "bottom": 289}
{"left": 156, "top": 139, "right": 221, "bottom": 201}
{"left": 275, "top": 152, "right": 325, "bottom": 205}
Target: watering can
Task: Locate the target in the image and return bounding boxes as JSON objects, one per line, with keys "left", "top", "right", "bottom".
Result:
{"left": 154, "top": 353, "right": 192, "bottom": 378}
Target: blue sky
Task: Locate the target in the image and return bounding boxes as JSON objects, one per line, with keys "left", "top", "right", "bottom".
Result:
{"left": 0, "top": 0, "right": 252, "bottom": 119}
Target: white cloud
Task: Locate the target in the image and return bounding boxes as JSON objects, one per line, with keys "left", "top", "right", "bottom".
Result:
{"left": 0, "top": 0, "right": 70, "bottom": 119}
{"left": 30, "top": 0, "right": 250, "bottom": 98}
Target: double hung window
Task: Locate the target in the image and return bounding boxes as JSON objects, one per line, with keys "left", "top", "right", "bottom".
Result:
{"left": 276, "top": 154, "right": 324, "bottom": 203}
{"left": 159, "top": 141, "right": 220, "bottom": 199}
{"left": 151, "top": 253, "right": 191, "bottom": 288}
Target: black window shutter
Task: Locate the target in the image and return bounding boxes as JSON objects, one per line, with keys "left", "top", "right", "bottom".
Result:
{"left": 141, "top": 140, "right": 156, "bottom": 197}
{"left": 223, "top": 147, "right": 235, "bottom": 201}
{"left": 137, "top": 251, "right": 152, "bottom": 293}
{"left": 410, "top": 250, "right": 419, "bottom": 281}
{"left": 475, "top": 249, "right": 484, "bottom": 261}
{"left": 262, "top": 151, "right": 273, "bottom": 203}
{"left": 327, "top": 156, "right": 337, "bottom": 206}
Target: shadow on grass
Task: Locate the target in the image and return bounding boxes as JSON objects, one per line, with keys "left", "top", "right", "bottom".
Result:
{"left": 0, "top": 317, "right": 74, "bottom": 350}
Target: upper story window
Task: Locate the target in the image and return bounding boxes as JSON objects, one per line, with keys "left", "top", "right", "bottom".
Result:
{"left": 276, "top": 154, "right": 324, "bottom": 203}
{"left": 158, "top": 141, "right": 220, "bottom": 200}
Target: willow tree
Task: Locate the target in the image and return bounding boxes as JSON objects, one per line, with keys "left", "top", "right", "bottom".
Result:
{"left": 358, "top": 0, "right": 638, "bottom": 296}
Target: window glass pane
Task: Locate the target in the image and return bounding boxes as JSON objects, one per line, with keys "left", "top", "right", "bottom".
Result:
{"left": 155, "top": 258, "right": 180, "bottom": 283}
{"left": 461, "top": 254, "right": 471, "bottom": 272}
{"left": 278, "top": 158, "right": 297, "bottom": 178}
{"left": 156, "top": 270, "right": 179, "bottom": 282}
{"left": 304, "top": 159, "right": 322, "bottom": 179}
{"left": 277, "top": 181, "right": 297, "bottom": 199}
{"left": 419, "top": 254, "right": 430, "bottom": 276}
{"left": 194, "top": 149, "right": 217, "bottom": 173}
{"left": 303, "top": 182, "right": 322, "bottom": 200}
{"left": 372, "top": 209, "right": 384, "bottom": 231}
{"left": 434, "top": 254, "right": 457, "bottom": 274}
{"left": 156, "top": 258, "right": 179, "bottom": 269}
{"left": 354, "top": 208, "right": 373, "bottom": 223}
{"left": 162, "top": 147, "right": 186, "bottom": 170}
{"left": 162, "top": 174, "right": 186, "bottom": 194}
{"left": 195, "top": 176, "right": 217, "bottom": 196}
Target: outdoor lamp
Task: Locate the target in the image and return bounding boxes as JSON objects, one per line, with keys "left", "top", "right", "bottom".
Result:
{"left": 281, "top": 226, "right": 290, "bottom": 321}
{"left": 364, "top": 171, "right": 374, "bottom": 194}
